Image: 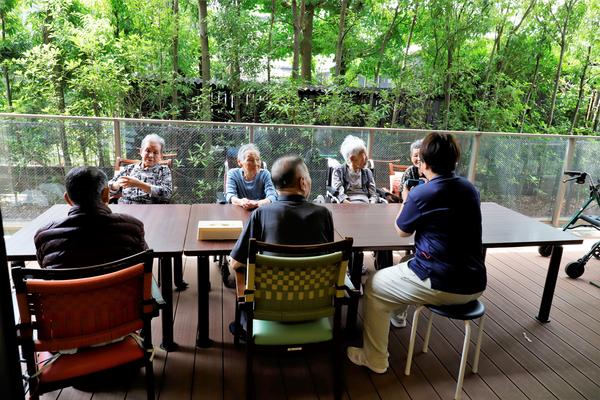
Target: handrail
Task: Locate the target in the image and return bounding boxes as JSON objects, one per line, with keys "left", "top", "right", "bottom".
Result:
{"left": 2, "top": 112, "right": 600, "bottom": 140}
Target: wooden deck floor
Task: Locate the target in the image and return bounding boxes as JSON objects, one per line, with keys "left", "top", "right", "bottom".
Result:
{"left": 38, "top": 242, "right": 600, "bottom": 400}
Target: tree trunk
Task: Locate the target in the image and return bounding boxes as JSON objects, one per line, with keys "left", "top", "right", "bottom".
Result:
{"left": 593, "top": 91, "right": 600, "bottom": 132}
{"left": 569, "top": 45, "right": 591, "bottom": 134}
{"left": 519, "top": 53, "right": 541, "bottom": 133}
{"left": 370, "top": 3, "right": 400, "bottom": 107}
{"left": 291, "top": 0, "right": 300, "bottom": 80}
{"left": 267, "top": 0, "right": 276, "bottom": 82}
{"left": 392, "top": 1, "right": 419, "bottom": 126}
{"left": 233, "top": 0, "right": 242, "bottom": 122}
{"left": 334, "top": 0, "right": 349, "bottom": 77}
{"left": 547, "top": 16, "right": 570, "bottom": 127}
{"left": 198, "top": 0, "right": 211, "bottom": 120}
{"left": 1, "top": 13, "right": 13, "bottom": 109}
{"left": 171, "top": 0, "right": 179, "bottom": 111}
{"left": 43, "top": 11, "right": 71, "bottom": 167}
{"left": 300, "top": 1, "right": 315, "bottom": 82}
{"left": 443, "top": 44, "right": 453, "bottom": 129}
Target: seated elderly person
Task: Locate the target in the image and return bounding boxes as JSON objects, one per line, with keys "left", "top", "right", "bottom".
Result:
{"left": 331, "top": 135, "right": 377, "bottom": 203}
{"left": 109, "top": 134, "right": 173, "bottom": 204}
{"left": 226, "top": 144, "right": 277, "bottom": 210}
{"left": 400, "top": 139, "right": 425, "bottom": 202}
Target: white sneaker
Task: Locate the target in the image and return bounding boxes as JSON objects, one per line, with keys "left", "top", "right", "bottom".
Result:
{"left": 347, "top": 347, "right": 387, "bottom": 374}
{"left": 390, "top": 313, "right": 407, "bottom": 328}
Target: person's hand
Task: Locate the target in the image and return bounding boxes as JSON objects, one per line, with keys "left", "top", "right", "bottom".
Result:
{"left": 342, "top": 199, "right": 352, "bottom": 204}
{"left": 401, "top": 184, "right": 410, "bottom": 203}
{"left": 257, "top": 198, "right": 271, "bottom": 208}
{"left": 237, "top": 198, "right": 259, "bottom": 210}
{"left": 117, "top": 176, "right": 143, "bottom": 189}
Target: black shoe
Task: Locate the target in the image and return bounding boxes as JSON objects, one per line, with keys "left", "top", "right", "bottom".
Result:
{"left": 220, "top": 261, "right": 234, "bottom": 287}
{"left": 229, "top": 321, "right": 247, "bottom": 342}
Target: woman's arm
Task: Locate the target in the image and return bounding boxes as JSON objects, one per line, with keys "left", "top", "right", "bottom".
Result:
{"left": 261, "top": 170, "right": 278, "bottom": 204}
{"left": 365, "top": 168, "right": 377, "bottom": 203}
{"left": 331, "top": 166, "right": 348, "bottom": 203}
{"left": 149, "top": 165, "right": 173, "bottom": 201}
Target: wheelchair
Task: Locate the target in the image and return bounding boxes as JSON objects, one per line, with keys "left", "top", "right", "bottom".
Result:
{"left": 538, "top": 170, "right": 600, "bottom": 279}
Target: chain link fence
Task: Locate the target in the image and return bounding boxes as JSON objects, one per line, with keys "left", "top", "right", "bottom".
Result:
{"left": 2, "top": 114, "right": 600, "bottom": 231}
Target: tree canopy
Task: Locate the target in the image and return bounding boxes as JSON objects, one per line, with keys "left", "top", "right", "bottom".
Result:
{"left": 1, "top": 0, "right": 599, "bottom": 134}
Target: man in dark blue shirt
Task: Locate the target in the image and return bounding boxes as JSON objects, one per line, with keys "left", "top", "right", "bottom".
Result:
{"left": 348, "top": 132, "right": 486, "bottom": 374}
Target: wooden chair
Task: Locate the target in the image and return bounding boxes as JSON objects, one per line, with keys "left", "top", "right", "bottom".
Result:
{"left": 12, "top": 251, "right": 158, "bottom": 400}
{"left": 234, "top": 238, "right": 356, "bottom": 400}
{"left": 388, "top": 162, "right": 410, "bottom": 176}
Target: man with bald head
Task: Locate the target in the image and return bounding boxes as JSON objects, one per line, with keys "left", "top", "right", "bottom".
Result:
{"left": 229, "top": 155, "right": 334, "bottom": 271}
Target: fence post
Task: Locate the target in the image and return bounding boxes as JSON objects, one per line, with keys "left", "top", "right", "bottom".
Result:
{"left": 113, "top": 119, "right": 122, "bottom": 159}
{"left": 551, "top": 137, "right": 576, "bottom": 226}
{"left": 249, "top": 125, "right": 254, "bottom": 143}
{"left": 367, "top": 129, "right": 374, "bottom": 160}
{"left": 467, "top": 133, "right": 481, "bottom": 183}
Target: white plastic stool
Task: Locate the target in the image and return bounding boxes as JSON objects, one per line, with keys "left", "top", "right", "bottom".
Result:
{"left": 404, "top": 300, "right": 486, "bottom": 400}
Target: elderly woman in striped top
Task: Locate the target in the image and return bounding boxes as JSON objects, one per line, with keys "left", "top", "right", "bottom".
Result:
{"left": 109, "top": 134, "right": 173, "bottom": 204}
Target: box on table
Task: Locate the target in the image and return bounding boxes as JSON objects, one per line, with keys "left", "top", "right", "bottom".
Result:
{"left": 197, "top": 220, "right": 243, "bottom": 240}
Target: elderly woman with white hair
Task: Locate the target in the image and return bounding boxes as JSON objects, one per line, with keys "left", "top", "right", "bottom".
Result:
{"left": 331, "top": 135, "right": 377, "bottom": 203}
{"left": 226, "top": 143, "right": 277, "bottom": 210}
{"left": 109, "top": 133, "right": 173, "bottom": 204}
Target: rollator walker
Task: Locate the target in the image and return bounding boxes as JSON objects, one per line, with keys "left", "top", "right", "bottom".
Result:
{"left": 538, "top": 170, "right": 600, "bottom": 279}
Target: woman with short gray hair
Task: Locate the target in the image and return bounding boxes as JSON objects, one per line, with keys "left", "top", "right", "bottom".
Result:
{"left": 331, "top": 135, "right": 377, "bottom": 203}
{"left": 226, "top": 143, "right": 277, "bottom": 210}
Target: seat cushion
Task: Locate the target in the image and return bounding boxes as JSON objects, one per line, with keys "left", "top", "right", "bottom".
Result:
{"left": 38, "top": 336, "right": 145, "bottom": 384}
{"left": 253, "top": 317, "right": 332, "bottom": 346}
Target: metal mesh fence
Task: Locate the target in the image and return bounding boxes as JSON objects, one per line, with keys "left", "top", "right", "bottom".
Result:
{"left": 0, "top": 117, "right": 115, "bottom": 224}
{"left": 2, "top": 115, "right": 600, "bottom": 231}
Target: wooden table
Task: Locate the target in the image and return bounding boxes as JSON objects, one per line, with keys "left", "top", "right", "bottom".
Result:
{"left": 184, "top": 204, "right": 251, "bottom": 347}
{"left": 325, "top": 202, "right": 583, "bottom": 327}
{"left": 5, "top": 204, "right": 191, "bottom": 351}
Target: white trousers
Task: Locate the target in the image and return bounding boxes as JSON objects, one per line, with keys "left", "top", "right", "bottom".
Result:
{"left": 362, "top": 261, "right": 482, "bottom": 370}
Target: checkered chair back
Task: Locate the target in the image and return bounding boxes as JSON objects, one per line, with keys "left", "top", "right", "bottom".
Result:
{"left": 245, "top": 238, "right": 353, "bottom": 322}
{"left": 12, "top": 251, "right": 155, "bottom": 353}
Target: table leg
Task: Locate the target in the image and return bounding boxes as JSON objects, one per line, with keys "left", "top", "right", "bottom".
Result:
{"left": 196, "top": 255, "right": 213, "bottom": 348}
{"left": 537, "top": 244, "right": 563, "bottom": 323}
{"left": 345, "top": 251, "right": 364, "bottom": 335}
{"left": 159, "top": 257, "right": 178, "bottom": 351}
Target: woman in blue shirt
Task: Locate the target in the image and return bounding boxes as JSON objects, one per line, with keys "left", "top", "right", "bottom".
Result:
{"left": 347, "top": 132, "right": 486, "bottom": 374}
{"left": 226, "top": 144, "right": 277, "bottom": 210}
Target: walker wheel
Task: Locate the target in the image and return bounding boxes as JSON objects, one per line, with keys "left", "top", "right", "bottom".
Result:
{"left": 565, "top": 262, "right": 585, "bottom": 279}
{"left": 593, "top": 247, "right": 600, "bottom": 260}
{"left": 538, "top": 245, "right": 553, "bottom": 257}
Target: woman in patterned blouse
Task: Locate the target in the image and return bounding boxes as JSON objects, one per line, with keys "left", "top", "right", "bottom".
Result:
{"left": 109, "top": 134, "right": 173, "bottom": 204}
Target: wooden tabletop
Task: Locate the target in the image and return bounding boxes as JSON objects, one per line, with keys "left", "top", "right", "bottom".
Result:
{"left": 5, "top": 204, "right": 192, "bottom": 260}
{"left": 184, "top": 204, "right": 251, "bottom": 256}
{"left": 324, "top": 202, "right": 583, "bottom": 250}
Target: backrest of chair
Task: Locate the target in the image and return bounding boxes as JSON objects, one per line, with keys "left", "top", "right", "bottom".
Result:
{"left": 12, "top": 251, "right": 154, "bottom": 353}
{"left": 388, "top": 163, "right": 409, "bottom": 176}
{"left": 114, "top": 156, "right": 174, "bottom": 172}
{"left": 245, "top": 239, "right": 353, "bottom": 322}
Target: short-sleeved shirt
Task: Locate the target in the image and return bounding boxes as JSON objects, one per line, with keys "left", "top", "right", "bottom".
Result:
{"left": 230, "top": 194, "right": 334, "bottom": 264}
{"left": 109, "top": 163, "right": 172, "bottom": 204}
{"left": 225, "top": 168, "right": 278, "bottom": 204}
{"left": 396, "top": 173, "right": 486, "bottom": 295}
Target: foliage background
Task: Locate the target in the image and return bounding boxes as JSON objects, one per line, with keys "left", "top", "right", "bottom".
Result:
{"left": 0, "top": 0, "right": 598, "bottom": 135}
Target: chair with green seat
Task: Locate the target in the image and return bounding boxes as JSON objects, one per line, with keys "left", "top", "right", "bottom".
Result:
{"left": 234, "top": 238, "right": 355, "bottom": 400}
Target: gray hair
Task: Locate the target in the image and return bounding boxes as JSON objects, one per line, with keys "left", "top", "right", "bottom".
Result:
{"left": 141, "top": 134, "right": 165, "bottom": 152}
{"left": 340, "top": 135, "right": 367, "bottom": 163}
{"left": 237, "top": 143, "right": 260, "bottom": 161}
{"left": 410, "top": 139, "right": 423, "bottom": 153}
